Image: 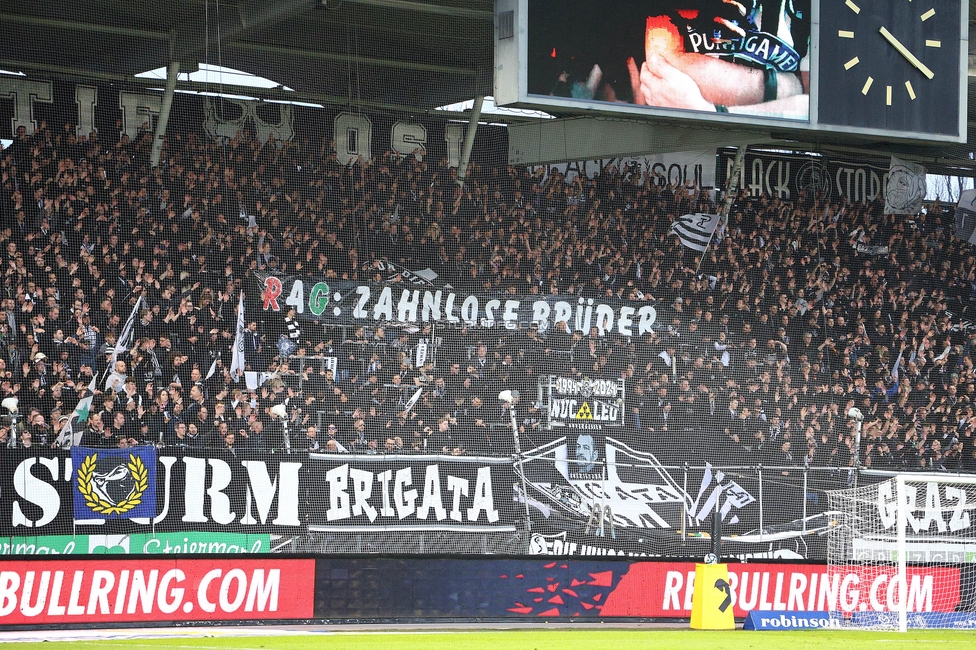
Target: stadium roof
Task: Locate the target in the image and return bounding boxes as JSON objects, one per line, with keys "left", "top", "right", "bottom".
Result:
{"left": 0, "top": 0, "right": 495, "bottom": 114}
{"left": 2, "top": 0, "right": 976, "bottom": 161}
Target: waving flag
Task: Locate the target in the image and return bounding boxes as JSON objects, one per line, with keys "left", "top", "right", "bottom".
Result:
{"left": 884, "top": 156, "right": 926, "bottom": 215}
{"left": 55, "top": 376, "right": 98, "bottom": 448}
{"left": 276, "top": 334, "right": 298, "bottom": 358}
{"left": 230, "top": 293, "right": 246, "bottom": 382}
{"left": 670, "top": 213, "right": 721, "bottom": 252}
{"left": 955, "top": 189, "right": 976, "bottom": 245}
{"left": 107, "top": 296, "right": 143, "bottom": 376}
{"left": 402, "top": 387, "right": 424, "bottom": 415}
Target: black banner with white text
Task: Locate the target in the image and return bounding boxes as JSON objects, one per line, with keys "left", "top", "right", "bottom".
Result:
{"left": 716, "top": 149, "right": 893, "bottom": 203}
{"left": 252, "top": 273, "right": 658, "bottom": 336}
{"left": 304, "top": 454, "right": 516, "bottom": 532}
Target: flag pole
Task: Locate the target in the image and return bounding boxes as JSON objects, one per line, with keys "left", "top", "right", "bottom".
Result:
{"left": 695, "top": 145, "right": 747, "bottom": 275}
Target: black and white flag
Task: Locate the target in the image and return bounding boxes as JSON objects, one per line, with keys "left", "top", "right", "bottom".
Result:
{"left": 54, "top": 376, "right": 97, "bottom": 448}
{"left": 108, "top": 296, "right": 143, "bottom": 375}
{"left": 402, "top": 387, "right": 423, "bottom": 415}
{"left": 670, "top": 213, "right": 721, "bottom": 252}
{"left": 229, "top": 293, "right": 246, "bottom": 382}
{"left": 884, "top": 156, "right": 926, "bottom": 215}
{"left": 955, "top": 189, "right": 976, "bottom": 245}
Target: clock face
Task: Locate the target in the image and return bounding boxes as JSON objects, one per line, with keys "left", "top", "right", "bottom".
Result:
{"left": 818, "top": 0, "right": 962, "bottom": 136}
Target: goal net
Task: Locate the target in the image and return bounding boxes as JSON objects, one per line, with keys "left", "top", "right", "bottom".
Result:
{"left": 827, "top": 474, "right": 976, "bottom": 631}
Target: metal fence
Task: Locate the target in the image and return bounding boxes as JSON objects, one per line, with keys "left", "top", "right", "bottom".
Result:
{"left": 0, "top": 443, "right": 946, "bottom": 560}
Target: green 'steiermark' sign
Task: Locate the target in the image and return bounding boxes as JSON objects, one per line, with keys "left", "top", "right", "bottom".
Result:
{"left": 0, "top": 532, "right": 275, "bottom": 555}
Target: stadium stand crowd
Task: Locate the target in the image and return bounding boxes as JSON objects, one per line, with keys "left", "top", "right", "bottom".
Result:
{"left": 1, "top": 122, "right": 975, "bottom": 473}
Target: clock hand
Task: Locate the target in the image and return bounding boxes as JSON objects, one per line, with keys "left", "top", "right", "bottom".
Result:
{"left": 879, "top": 26, "right": 935, "bottom": 79}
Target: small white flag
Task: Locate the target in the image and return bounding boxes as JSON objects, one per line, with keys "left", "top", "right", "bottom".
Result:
{"left": 402, "top": 387, "right": 424, "bottom": 415}
{"left": 243, "top": 371, "right": 275, "bottom": 391}
{"left": 230, "top": 293, "right": 246, "bottom": 382}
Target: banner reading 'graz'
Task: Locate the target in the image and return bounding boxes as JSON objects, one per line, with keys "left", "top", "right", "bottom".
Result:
{"left": 252, "top": 272, "right": 658, "bottom": 336}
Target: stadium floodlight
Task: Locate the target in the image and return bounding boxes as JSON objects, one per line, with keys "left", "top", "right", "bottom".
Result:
{"left": 828, "top": 474, "right": 976, "bottom": 632}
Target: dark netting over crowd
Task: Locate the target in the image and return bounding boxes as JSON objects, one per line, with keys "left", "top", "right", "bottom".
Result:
{"left": 2, "top": 123, "right": 975, "bottom": 474}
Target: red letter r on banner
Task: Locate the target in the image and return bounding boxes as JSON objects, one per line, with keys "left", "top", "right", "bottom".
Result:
{"left": 263, "top": 277, "right": 283, "bottom": 311}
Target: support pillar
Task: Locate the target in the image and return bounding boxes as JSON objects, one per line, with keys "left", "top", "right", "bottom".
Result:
{"left": 456, "top": 95, "right": 484, "bottom": 185}
{"left": 150, "top": 60, "right": 180, "bottom": 168}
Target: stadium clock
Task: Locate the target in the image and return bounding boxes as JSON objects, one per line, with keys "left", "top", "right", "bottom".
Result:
{"left": 817, "top": 0, "right": 963, "bottom": 136}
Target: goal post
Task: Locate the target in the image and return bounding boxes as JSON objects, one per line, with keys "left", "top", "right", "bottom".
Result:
{"left": 828, "top": 473, "right": 976, "bottom": 632}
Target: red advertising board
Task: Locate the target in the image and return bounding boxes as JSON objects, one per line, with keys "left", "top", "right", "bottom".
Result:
{"left": 0, "top": 559, "right": 314, "bottom": 625}
{"left": 601, "top": 562, "right": 961, "bottom": 618}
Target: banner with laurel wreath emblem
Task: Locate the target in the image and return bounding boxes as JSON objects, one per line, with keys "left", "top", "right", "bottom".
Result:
{"left": 72, "top": 447, "right": 157, "bottom": 520}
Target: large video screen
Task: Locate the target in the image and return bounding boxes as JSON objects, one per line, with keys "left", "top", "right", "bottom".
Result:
{"left": 526, "top": 0, "right": 811, "bottom": 121}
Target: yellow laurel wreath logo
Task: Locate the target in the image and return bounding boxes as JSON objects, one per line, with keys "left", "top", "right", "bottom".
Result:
{"left": 77, "top": 453, "right": 149, "bottom": 516}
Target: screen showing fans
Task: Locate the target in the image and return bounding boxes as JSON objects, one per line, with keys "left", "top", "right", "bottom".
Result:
{"left": 526, "top": 0, "right": 811, "bottom": 121}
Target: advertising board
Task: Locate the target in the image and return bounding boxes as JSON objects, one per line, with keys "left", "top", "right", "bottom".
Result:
{"left": 311, "top": 558, "right": 966, "bottom": 619}
{"left": 0, "top": 558, "right": 314, "bottom": 625}
{"left": 0, "top": 533, "right": 274, "bottom": 556}
{"left": 0, "top": 557, "right": 967, "bottom": 624}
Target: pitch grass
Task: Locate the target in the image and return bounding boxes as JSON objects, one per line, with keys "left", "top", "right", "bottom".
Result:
{"left": 6, "top": 630, "right": 976, "bottom": 650}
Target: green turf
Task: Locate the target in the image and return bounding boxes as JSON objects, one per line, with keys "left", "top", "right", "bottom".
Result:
{"left": 7, "top": 630, "right": 976, "bottom": 650}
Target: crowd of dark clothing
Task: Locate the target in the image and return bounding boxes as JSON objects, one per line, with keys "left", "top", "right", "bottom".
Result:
{"left": 1, "top": 119, "right": 975, "bottom": 472}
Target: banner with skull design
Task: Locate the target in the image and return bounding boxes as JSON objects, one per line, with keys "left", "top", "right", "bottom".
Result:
{"left": 203, "top": 98, "right": 295, "bottom": 146}
{"left": 72, "top": 446, "right": 157, "bottom": 520}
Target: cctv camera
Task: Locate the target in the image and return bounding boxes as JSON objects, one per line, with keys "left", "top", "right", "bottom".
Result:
{"left": 1, "top": 397, "right": 17, "bottom": 415}
{"left": 847, "top": 407, "right": 863, "bottom": 422}
{"left": 498, "top": 389, "right": 519, "bottom": 404}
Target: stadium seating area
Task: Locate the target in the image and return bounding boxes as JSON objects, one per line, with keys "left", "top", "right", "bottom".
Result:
{"left": 1, "top": 123, "right": 974, "bottom": 472}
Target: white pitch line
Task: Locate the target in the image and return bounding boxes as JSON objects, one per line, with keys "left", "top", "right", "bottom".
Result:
{"left": 0, "top": 621, "right": 674, "bottom": 644}
{"left": 0, "top": 628, "right": 327, "bottom": 644}
{"left": 77, "top": 645, "right": 271, "bottom": 650}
